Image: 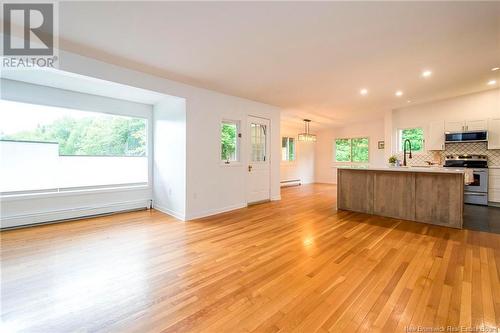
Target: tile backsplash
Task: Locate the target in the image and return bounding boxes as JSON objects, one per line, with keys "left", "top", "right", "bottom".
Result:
{"left": 395, "top": 142, "right": 500, "bottom": 166}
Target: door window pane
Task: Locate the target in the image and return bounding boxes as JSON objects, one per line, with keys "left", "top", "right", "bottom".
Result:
{"left": 251, "top": 123, "right": 266, "bottom": 162}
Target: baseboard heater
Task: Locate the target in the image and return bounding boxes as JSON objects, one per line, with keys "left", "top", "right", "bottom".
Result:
{"left": 280, "top": 179, "right": 301, "bottom": 187}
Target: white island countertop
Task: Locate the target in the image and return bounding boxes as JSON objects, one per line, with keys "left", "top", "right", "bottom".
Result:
{"left": 337, "top": 165, "right": 465, "bottom": 174}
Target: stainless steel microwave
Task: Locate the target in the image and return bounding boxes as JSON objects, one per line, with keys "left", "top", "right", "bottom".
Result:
{"left": 445, "top": 131, "right": 488, "bottom": 143}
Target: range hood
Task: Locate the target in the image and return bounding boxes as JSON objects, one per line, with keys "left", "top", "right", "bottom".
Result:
{"left": 445, "top": 130, "right": 488, "bottom": 143}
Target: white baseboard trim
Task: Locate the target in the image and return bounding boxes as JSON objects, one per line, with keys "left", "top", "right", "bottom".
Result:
{"left": 153, "top": 204, "right": 186, "bottom": 221}
{"left": 185, "top": 203, "right": 247, "bottom": 220}
{"left": 271, "top": 195, "right": 281, "bottom": 201}
{"left": 0, "top": 199, "right": 150, "bottom": 229}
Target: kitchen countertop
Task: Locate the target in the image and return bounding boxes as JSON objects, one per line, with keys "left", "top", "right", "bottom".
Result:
{"left": 337, "top": 165, "right": 465, "bottom": 174}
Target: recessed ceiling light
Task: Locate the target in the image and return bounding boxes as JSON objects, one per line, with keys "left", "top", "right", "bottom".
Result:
{"left": 395, "top": 90, "right": 403, "bottom": 97}
{"left": 360, "top": 88, "right": 368, "bottom": 96}
{"left": 407, "top": 100, "right": 412, "bottom": 103}
{"left": 487, "top": 80, "right": 497, "bottom": 86}
{"left": 492, "top": 67, "right": 499, "bottom": 71}
{"left": 421, "top": 70, "right": 432, "bottom": 78}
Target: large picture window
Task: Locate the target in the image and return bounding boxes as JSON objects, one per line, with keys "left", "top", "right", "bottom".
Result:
{"left": 335, "top": 137, "right": 369, "bottom": 163}
{"left": 0, "top": 100, "right": 148, "bottom": 194}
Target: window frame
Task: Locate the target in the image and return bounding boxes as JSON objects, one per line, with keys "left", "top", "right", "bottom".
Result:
{"left": 281, "top": 136, "right": 296, "bottom": 162}
{"left": 334, "top": 136, "right": 370, "bottom": 163}
{"left": 398, "top": 127, "right": 425, "bottom": 153}
{"left": 220, "top": 119, "right": 241, "bottom": 165}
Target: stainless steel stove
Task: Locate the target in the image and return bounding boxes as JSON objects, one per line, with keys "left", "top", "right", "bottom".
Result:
{"left": 444, "top": 154, "right": 488, "bottom": 205}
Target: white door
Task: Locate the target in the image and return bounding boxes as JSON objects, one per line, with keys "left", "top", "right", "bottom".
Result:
{"left": 465, "top": 119, "right": 488, "bottom": 131}
{"left": 445, "top": 120, "right": 465, "bottom": 132}
{"left": 427, "top": 120, "right": 445, "bottom": 150}
{"left": 247, "top": 116, "right": 271, "bottom": 204}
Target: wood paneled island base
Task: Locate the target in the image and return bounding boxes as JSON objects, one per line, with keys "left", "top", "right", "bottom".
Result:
{"left": 337, "top": 168, "right": 464, "bottom": 228}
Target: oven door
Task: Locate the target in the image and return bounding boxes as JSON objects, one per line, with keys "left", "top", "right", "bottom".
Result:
{"left": 464, "top": 191, "right": 488, "bottom": 205}
{"left": 464, "top": 169, "right": 488, "bottom": 193}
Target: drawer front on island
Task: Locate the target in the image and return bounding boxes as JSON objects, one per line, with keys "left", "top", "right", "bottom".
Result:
{"left": 373, "top": 172, "right": 416, "bottom": 220}
{"left": 337, "top": 169, "right": 374, "bottom": 213}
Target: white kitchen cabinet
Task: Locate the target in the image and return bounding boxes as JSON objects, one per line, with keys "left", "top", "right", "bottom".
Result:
{"left": 466, "top": 119, "right": 488, "bottom": 131}
{"left": 488, "top": 118, "right": 500, "bottom": 150}
{"left": 445, "top": 120, "right": 465, "bottom": 132}
{"left": 445, "top": 119, "right": 488, "bottom": 132}
{"left": 489, "top": 168, "right": 500, "bottom": 204}
{"left": 427, "top": 120, "right": 445, "bottom": 150}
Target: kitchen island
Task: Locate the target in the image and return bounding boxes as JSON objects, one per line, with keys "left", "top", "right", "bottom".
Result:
{"left": 337, "top": 166, "right": 465, "bottom": 228}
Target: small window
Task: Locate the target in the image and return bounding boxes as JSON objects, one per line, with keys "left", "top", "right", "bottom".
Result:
{"left": 399, "top": 128, "right": 424, "bottom": 152}
{"left": 335, "top": 137, "right": 369, "bottom": 163}
{"left": 221, "top": 120, "right": 239, "bottom": 163}
{"left": 281, "top": 137, "right": 295, "bottom": 161}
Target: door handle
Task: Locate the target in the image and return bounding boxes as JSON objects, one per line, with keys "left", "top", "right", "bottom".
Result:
{"left": 248, "top": 165, "right": 252, "bottom": 172}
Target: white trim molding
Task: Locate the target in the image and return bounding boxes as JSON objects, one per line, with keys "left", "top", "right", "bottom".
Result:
{"left": 153, "top": 204, "right": 186, "bottom": 221}
{"left": 184, "top": 203, "right": 247, "bottom": 221}
{"left": 0, "top": 199, "right": 149, "bottom": 229}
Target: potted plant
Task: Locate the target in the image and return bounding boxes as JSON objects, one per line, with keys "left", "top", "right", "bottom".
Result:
{"left": 388, "top": 155, "right": 398, "bottom": 167}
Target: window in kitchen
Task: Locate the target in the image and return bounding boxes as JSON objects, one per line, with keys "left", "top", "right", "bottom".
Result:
{"left": 335, "top": 137, "right": 369, "bottom": 163}
{"left": 221, "top": 120, "right": 240, "bottom": 163}
{"left": 0, "top": 99, "right": 148, "bottom": 194}
{"left": 281, "top": 137, "right": 295, "bottom": 161}
{"left": 399, "top": 128, "right": 424, "bottom": 152}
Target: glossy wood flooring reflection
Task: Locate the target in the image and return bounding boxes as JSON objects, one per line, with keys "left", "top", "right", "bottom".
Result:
{"left": 2, "top": 184, "right": 500, "bottom": 332}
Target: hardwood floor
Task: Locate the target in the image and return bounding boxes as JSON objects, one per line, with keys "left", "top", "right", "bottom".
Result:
{"left": 2, "top": 184, "right": 500, "bottom": 332}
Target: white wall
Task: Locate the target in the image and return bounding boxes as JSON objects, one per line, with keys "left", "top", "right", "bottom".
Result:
{"left": 388, "top": 88, "right": 500, "bottom": 153}
{"left": 280, "top": 123, "right": 315, "bottom": 184}
{"left": 0, "top": 141, "right": 148, "bottom": 192}
{"left": 153, "top": 96, "right": 187, "bottom": 220}
{"left": 315, "top": 120, "right": 385, "bottom": 184}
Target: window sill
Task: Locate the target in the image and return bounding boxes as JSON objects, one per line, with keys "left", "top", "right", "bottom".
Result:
{"left": 220, "top": 162, "right": 243, "bottom": 167}
{"left": 0, "top": 184, "right": 150, "bottom": 202}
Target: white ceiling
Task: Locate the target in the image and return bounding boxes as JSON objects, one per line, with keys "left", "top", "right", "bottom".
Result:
{"left": 28, "top": 2, "right": 500, "bottom": 126}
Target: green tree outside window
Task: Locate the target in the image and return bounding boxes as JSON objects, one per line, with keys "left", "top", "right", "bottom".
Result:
{"left": 335, "top": 137, "right": 369, "bottom": 163}
{"left": 400, "top": 128, "right": 424, "bottom": 152}
{"left": 221, "top": 122, "right": 238, "bottom": 162}
{"left": 2, "top": 115, "right": 147, "bottom": 156}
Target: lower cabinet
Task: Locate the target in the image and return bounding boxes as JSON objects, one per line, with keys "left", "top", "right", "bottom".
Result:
{"left": 337, "top": 169, "right": 464, "bottom": 228}
{"left": 489, "top": 168, "right": 500, "bottom": 203}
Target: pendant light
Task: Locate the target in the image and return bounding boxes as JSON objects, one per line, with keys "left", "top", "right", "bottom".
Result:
{"left": 298, "top": 119, "right": 317, "bottom": 142}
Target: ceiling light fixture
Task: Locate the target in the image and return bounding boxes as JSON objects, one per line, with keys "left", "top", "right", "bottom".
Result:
{"left": 395, "top": 90, "right": 403, "bottom": 97}
{"left": 421, "top": 70, "right": 432, "bottom": 78}
{"left": 492, "top": 67, "right": 499, "bottom": 72}
{"left": 298, "top": 119, "right": 317, "bottom": 142}
{"left": 407, "top": 100, "right": 412, "bottom": 103}
{"left": 487, "top": 80, "right": 497, "bottom": 86}
{"left": 360, "top": 88, "right": 368, "bottom": 96}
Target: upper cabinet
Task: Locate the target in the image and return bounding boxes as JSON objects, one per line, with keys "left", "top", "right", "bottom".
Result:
{"left": 445, "top": 119, "right": 488, "bottom": 132}
{"left": 445, "top": 120, "right": 466, "bottom": 133}
{"left": 488, "top": 119, "right": 500, "bottom": 150}
{"left": 466, "top": 119, "right": 488, "bottom": 131}
{"left": 427, "top": 120, "right": 445, "bottom": 151}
